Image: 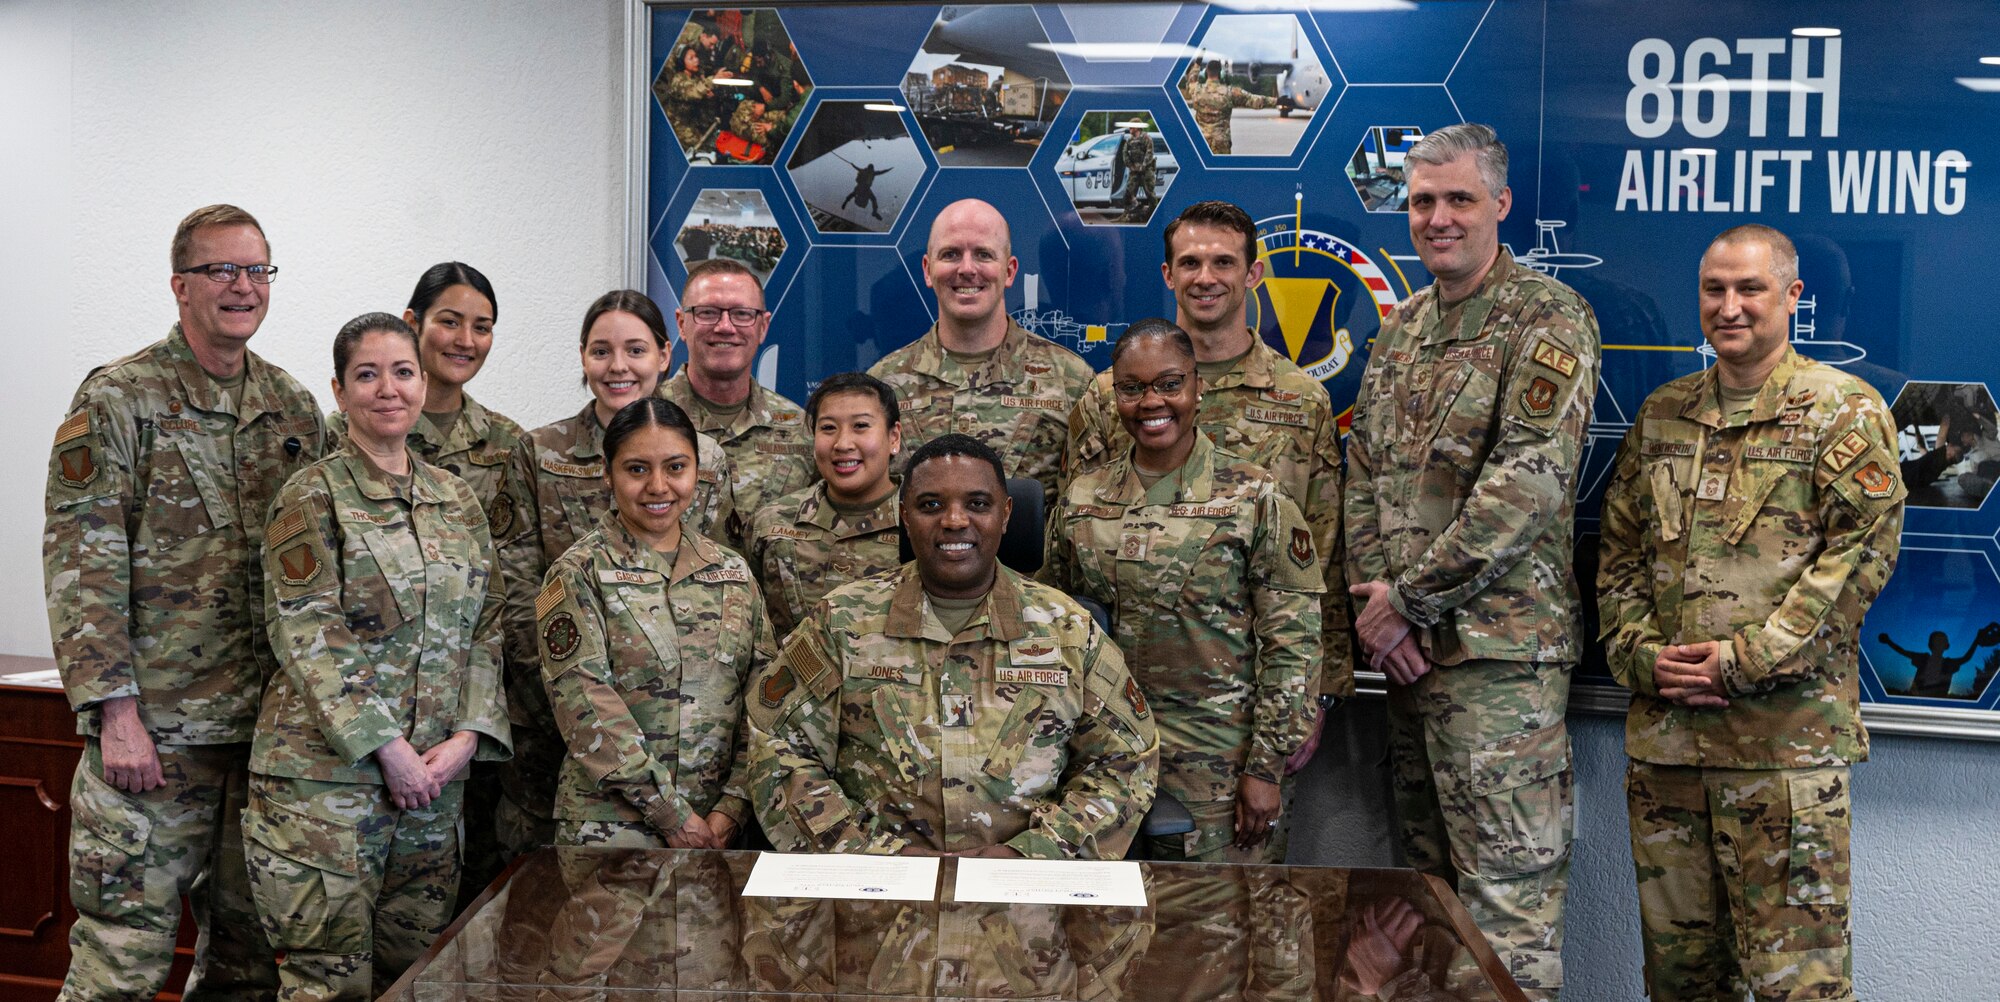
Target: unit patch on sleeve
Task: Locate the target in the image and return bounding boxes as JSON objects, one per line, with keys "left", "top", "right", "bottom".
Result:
{"left": 542, "top": 613, "right": 582, "bottom": 661}
{"left": 1521, "top": 377, "right": 1559, "bottom": 418}
{"left": 759, "top": 664, "right": 797, "bottom": 707}
{"left": 1853, "top": 461, "right": 1896, "bottom": 499}
{"left": 278, "top": 542, "right": 321, "bottom": 587}
{"left": 1289, "top": 527, "right": 1315, "bottom": 569}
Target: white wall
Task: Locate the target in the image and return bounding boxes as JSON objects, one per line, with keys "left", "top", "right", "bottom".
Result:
{"left": 2, "top": 0, "right": 630, "bottom": 656}
{"left": 8, "top": 1, "right": 2000, "bottom": 997}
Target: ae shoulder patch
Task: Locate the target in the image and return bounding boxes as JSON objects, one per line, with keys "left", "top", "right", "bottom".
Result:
{"left": 1530, "top": 339, "right": 1579, "bottom": 378}
{"left": 1822, "top": 430, "right": 1871, "bottom": 475}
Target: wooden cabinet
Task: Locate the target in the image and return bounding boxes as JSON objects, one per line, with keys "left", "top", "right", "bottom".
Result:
{"left": 0, "top": 657, "right": 193, "bottom": 1001}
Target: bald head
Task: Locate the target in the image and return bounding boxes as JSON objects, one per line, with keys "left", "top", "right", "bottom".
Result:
{"left": 928, "top": 199, "right": 1012, "bottom": 258}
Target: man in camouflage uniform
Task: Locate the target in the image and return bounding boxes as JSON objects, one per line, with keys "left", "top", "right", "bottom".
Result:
{"left": 44, "top": 204, "right": 322, "bottom": 1001}
{"left": 869, "top": 198, "right": 1094, "bottom": 501}
{"left": 1598, "top": 225, "right": 1904, "bottom": 1002}
{"left": 250, "top": 417, "right": 511, "bottom": 1000}
{"left": 1179, "top": 59, "right": 1276, "bottom": 155}
{"left": 727, "top": 96, "right": 784, "bottom": 151}
{"left": 1118, "top": 122, "right": 1157, "bottom": 222}
{"left": 663, "top": 258, "right": 813, "bottom": 550}
{"left": 1064, "top": 201, "right": 1353, "bottom": 703}
{"left": 1344, "top": 124, "right": 1598, "bottom": 999}
{"left": 748, "top": 435, "right": 1158, "bottom": 858}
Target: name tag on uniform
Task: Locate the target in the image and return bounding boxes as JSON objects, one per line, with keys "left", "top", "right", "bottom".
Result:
{"left": 156, "top": 416, "right": 200, "bottom": 432}
{"left": 345, "top": 509, "right": 393, "bottom": 524}
{"left": 1641, "top": 441, "right": 1697, "bottom": 457}
{"left": 599, "top": 569, "right": 663, "bottom": 586}
{"left": 1444, "top": 344, "right": 1500, "bottom": 363}
{"left": 765, "top": 525, "right": 811, "bottom": 540}
{"left": 541, "top": 459, "right": 601, "bottom": 478}
{"left": 996, "top": 666, "right": 1070, "bottom": 686}
{"left": 1071, "top": 503, "right": 1122, "bottom": 519}
{"left": 756, "top": 441, "right": 810, "bottom": 456}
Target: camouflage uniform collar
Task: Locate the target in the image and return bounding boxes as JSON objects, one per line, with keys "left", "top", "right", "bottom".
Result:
{"left": 337, "top": 438, "right": 447, "bottom": 505}
{"left": 1201, "top": 332, "right": 1282, "bottom": 391}
{"left": 1679, "top": 347, "right": 1805, "bottom": 429}
{"left": 662, "top": 372, "right": 784, "bottom": 439}
{"left": 885, "top": 563, "right": 1028, "bottom": 642}
{"left": 801, "top": 479, "right": 901, "bottom": 533}
{"left": 908, "top": 318, "right": 1034, "bottom": 384}
{"left": 163, "top": 322, "right": 287, "bottom": 426}
{"left": 1420, "top": 247, "right": 1518, "bottom": 346}
{"left": 1097, "top": 432, "right": 1218, "bottom": 504}
{"left": 595, "top": 507, "right": 722, "bottom": 583}
{"left": 412, "top": 393, "right": 502, "bottom": 455}
{"left": 565, "top": 401, "right": 606, "bottom": 460}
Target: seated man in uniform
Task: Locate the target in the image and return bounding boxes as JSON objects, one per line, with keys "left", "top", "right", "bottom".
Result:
{"left": 747, "top": 434, "right": 1158, "bottom": 858}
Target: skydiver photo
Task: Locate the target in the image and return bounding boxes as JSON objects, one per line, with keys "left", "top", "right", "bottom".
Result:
{"left": 902, "top": 5, "right": 1071, "bottom": 167}
{"left": 653, "top": 8, "right": 810, "bottom": 165}
{"left": 1055, "top": 111, "right": 1177, "bottom": 226}
{"left": 1178, "top": 13, "right": 1328, "bottom": 157}
{"left": 785, "top": 100, "right": 923, "bottom": 233}
{"left": 675, "top": 189, "right": 786, "bottom": 284}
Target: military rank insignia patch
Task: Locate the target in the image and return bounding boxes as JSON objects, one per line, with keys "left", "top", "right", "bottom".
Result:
{"left": 1854, "top": 461, "right": 1896, "bottom": 499}
{"left": 543, "top": 612, "right": 582, "bottom": 661}
{"left": 1289, "top": 527, "right": 1315, "bottom": 569}
{"left": 1124, "top": 677, "right": 1150, "bottom": 718}
{"left": 486, "top": 491, "right": 515, "bottom": 540}
{"left": 1522, "top": 377, "right": 1559, "bottom": 418}
{"left": 759, "top": 665, "right": 796, "bottom": 707}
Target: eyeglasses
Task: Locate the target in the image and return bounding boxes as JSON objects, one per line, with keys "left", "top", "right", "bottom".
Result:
{"left": 684, "top": 306, "right": 765, "bottom": 326}
{"left": 179, "top": 262, "right": 279, "bottom": 285}
{"left": 1112, "top": 374, "right": 1190, "bottom": 400}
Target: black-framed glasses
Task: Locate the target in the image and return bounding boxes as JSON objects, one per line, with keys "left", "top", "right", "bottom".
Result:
{"left": 1112, "top": 373, "right": 1190, "bottom": 400}
{"left": 179, "top": 262, "right": 279, "bottom": 285}
{"left": 684, "top": 306, "right": 765, "bottom": 326}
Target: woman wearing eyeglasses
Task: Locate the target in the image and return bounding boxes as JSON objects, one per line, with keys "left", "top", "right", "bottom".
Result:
{"left": 533, "top": 398, "right": 772, "bottom": 849}
{"left": 1040, "top": 319, "right": 1323, "bottom": 863}
{"left": 248, "top": 313, "right": 508, "bottom": 1000}
{"left": 490, "top": 291, "right": 735, "bottom": 855}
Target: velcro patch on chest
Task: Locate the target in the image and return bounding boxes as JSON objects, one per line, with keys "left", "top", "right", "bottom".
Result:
{"left": 766, "top": 524, "right": 812, "bottom": 540}
{"left": 1258, "top": 388, "right": 1303, "bottom": 405}
{"left": 1024, "top": 362, "right": 1054, "bottom": 377}
{"left": 599, "top": 568, "right": 663, "bottom": 586}
{"left": 1529, "top": 339, "right": 1578, "bottom": 378}
{"left": 1002, "top": 395, "right": 1067, "bottom": 411}
{"left": 1245, "top": 406, "right": 1307, "bottom": 428}
{"left": 155, "top": 416, "right": 200, "bottom": 432}
{"left": 1822, "top": 430, "right": 1871, "bottom": 474}
{"left": 1168, "top": 502, "right": 1235, "bottom": 518}
{"left": 997, "top": 665, "right": 1070, "bottom": 686}
{"left": 535, "top": 577, "right": 568, "bottom": 622}
{"left": 344, "top": 509, "right": 393, "bottom": 525}
{"left": 694, "top": 566, "right": 750, "bottom": 584}
{"left": 1384, "top": 349, "right": 1417, "bottom": 365}
{"left": 755, "top": 441, "right": 811, "bottom": 456}
{"left": 1745, "top": 445, "right": 1814, "bottom": 464}
{"left": 1010, "top": 638, "right": 1063, "bottom": 665}
{"left": 1641, "top": 441, "right": 1697, "bottom": 457}
{"left": 1443, "top": 344, "right": 1500, "bottom": 363}
{"left": 1070, "top": 503, "right": 1123, "bottom": 519}
{"left": 541, "top": 459, "right": 601, "bottom": 478}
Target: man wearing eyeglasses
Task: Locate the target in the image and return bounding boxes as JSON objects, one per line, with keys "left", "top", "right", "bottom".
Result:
{"left": 43, "top": 204, "right": 325, "bottom": 999}
{"left": 868, "top": 198, "right": 1094, "bottom": 502}
{"left": 662, "top": 258, "right": 813, "bottom": 550}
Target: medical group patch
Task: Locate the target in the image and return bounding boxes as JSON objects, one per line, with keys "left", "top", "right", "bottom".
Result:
{"left": 1289, "top": 527, "right": 1315, "bottom": 568}
{"left": 1522, "top": 377, "right": 1559, "bottom": 417}
{"left": 543, "top": 612, "right": 582, "bottom": 661}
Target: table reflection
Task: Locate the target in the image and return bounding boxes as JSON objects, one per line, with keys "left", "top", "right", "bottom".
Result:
{"left": 398, "top": 848, "right": 1520, "bottom": 1001}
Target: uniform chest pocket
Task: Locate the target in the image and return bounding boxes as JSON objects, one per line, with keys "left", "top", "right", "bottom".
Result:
{"left": 1720, "top": 463, "right": 1798, "bottom": 546}
{"left": 1145, "top": 514, "right": 1236, "bottom": 617}
{"left": 139, "top": 447, "right": 219, "bottom": 551}
{"left": 551, "top": 473, "right": 606, "bottom": 538}
{"left": 343, "top": 523, "right": 418, "bottom": 638}
{"left": 601, "top": 580, "right": 675, "bottom": 690}
{"left": 1421, "top": 357, "right": 1498, "bottom": 450}
{"left": 846, "top": 677, "right": 930, "bottom": 785}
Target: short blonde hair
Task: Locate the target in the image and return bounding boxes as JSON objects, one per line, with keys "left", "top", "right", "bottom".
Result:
{"left": 171, "top": 204, "right": 267, "bottom": 272}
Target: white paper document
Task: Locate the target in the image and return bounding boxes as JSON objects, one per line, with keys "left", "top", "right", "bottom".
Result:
{"left": 952, "top": 857, "right": 1148, "bottom": 907}
{"left": 2, "top": 668, "right": 64, "bottom": 690}
{"left": 743, "top": 851, "right": 940, "bottom": 901}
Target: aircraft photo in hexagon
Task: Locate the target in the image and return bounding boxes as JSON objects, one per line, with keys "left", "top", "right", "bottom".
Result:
{"left": 1346, "top": 126, "right": 1423, "bottom": 213}
{"left": 1180, "top": 14, "right": 1328, "bottom": 156}
{"left": 1053, "top": 111, "right": 1178, "bottom": 226}
{"left": 1890, "top": 381, "right": 2000, "bottom": 509}
{"left": 676, "top": 190, "right": 786, "bottom": 284}
{"left": 786, "top": 101, "right": 923, "bottom": 233}
{"left": 654, "top": 8, "right": 811, "bottom": 165}
{"left": 902, "top": 6, "right": 1071, "bottom": 167}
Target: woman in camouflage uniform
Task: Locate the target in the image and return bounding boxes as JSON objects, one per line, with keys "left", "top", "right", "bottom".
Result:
{"left": 1042, "top": 320, "right": 1324, "bottom": 863}
{"left": 747, "top": 371, "right": 904, "bottom": 640}
{"left": 534, "top": 398, "right": 774, "bottom": 848}
{"left": 328, "top": 262, "right": 525, "bottom": 902}
{"left": 248, "top": 313, "right": 510, "bottom": 1000}
{"left": 491, "top": 291, "right": 734, "bottom": 856}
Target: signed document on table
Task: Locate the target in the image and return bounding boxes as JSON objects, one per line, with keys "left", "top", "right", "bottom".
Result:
{"left": 953, "top": 858, "right": 1148, "bottom": 907}
{"left": 742, "top": 852, "right": 942, "bottom": 901}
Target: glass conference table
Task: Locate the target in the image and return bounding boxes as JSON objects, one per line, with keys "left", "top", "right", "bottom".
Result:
{"left": 385, "top": 848, "right": 1526, "bottom": 1001}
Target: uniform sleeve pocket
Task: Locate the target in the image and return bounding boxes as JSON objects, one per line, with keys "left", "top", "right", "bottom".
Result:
{"left": 1785, "top": 772, "right": 1849, "bottom": 907}
{"left": 241, "top": 788, "right": 367, "bottom": 954}
{"left": 1466, "top": 721, "right": 1573, "bottom": 877}
{"left": 67, "top": 765, "right": 154, "bottom": 919}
